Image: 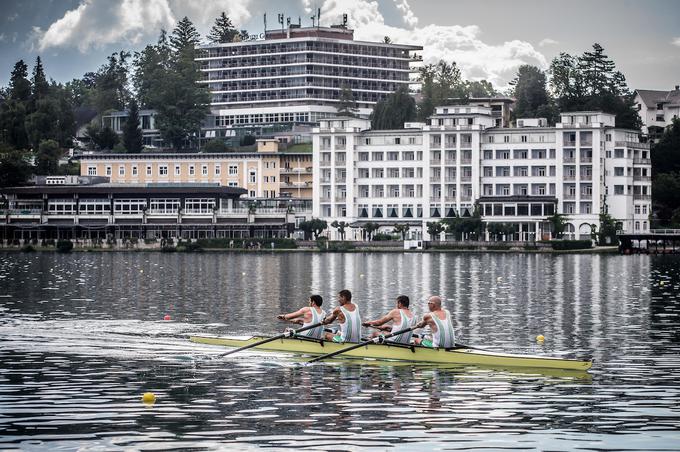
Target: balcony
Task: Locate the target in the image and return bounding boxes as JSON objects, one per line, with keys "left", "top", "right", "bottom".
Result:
{"left": 430, "top": 176, "right": 441, "bottom": 182}
{"left": 281, "top": 167, "right": 312, "bottom": 174}
{"left": 563, "top": 194, "right": 576, "bottom": 200}
{"left": 319, "top": 197, "right": 331, "bottom": 203}
{"left": 444, "top": 196, "right": 457, "bottom": 202}
{"left": 319, "top": 160, "right": 331, "bottom": 167}
{"left": 461, "top": 175, "right": 472, "bottom": 182}
{"left": 633, "top": 158, "right": 651, "bottom": 165}
{"left": 430, "top": 159, "right": 441, "bottom": 165}
{"left": 581, "top": 194, "right": 592, "bottom": 200}
{"left": 564, "top": 141, "right": 576, "bottom": 147}
{"left": 334, "top": 196, "right": 346, "bottom": 202}
{"left": 580, "top": 157, "right": 592, "bottom": 163}
{"left": 616, "top": 141, "right": 650, "bottom": 149}
{"left": 430, "top": 196, "right": 441, "bottom": 202}
{"left": 444, "top": 159, "right": 457, "bottom": 165}
{"left": 335, "top": 159, "right": 346, "bottom": 166}
{"left": 633, "top": 194, "right": 651, "bottom": 200}
{"left": 460, "top": 158, "right": 472, "bottom": 164}
{"left": 580, "top": 174, "right": 592, "bottom": 181}
{"left": 633, "top": 175, "right": 651, "bottom": 182}
{"left": 444, "top": 176, "right": 456, "bottom": 183}
{"left": 563, "top": 157, "right": 576, "bottom": 163}
{"left": 320, "top": 178, "right": 331, "bottom": 184}
{"left": 564, "top": 174, "right": 576, "bottom": 181}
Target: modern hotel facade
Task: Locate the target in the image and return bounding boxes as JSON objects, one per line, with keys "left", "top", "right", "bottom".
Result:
{"left": 313, "top": 107, "right": 652, "bottom": 241}
{"left": 196, "top": 26, "right": 422, "bottom": 140}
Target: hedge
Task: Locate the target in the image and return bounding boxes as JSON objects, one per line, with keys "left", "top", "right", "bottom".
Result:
{"left": 56, "top": 240, "right": 74, "bottom": 253}
{"left": 195, "top": 237, "right": 297, "bottom": 249}
{"left": 550, "top": 240, "right": 593, "bottom": 250}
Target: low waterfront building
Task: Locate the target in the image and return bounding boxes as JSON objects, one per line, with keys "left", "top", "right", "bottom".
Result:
{"left": 0, "top": 177, "right": 312, "bottom": 242}
{"left": 313, "top": 108, "right": 652, "bottom": 241}
{"left": 79, "top": 139, "right": 312, "bottom": 200}
{"left": 101, "top": 109, "right": 164, "bottom": 148}
{"left": 634, "top": 86, "right": 680, "bottom": 140}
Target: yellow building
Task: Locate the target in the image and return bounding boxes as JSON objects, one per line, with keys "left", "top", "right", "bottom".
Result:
{"left": 79, "top": 140, "right": 312, "bottom": 199}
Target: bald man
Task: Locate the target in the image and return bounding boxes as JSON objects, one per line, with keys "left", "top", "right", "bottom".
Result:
{"left": 414, "top": 295, "right": 456, "bottom": 348}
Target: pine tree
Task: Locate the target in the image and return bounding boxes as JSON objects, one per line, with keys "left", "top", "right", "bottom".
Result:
{"left": 208, "top": 12, "right": 239, "bottom": 43}
{"left": 31, "top": 56, "right": 50, "bottom": 101}
{"left": 337, "top": 84, "right": 359, "bottom": 117}
{"left": 370, "top": 86, "right": 416, "bottom": 130}
{"left": 170, "top": 16, "right": 201, "bottom": 53}
{"left": 9, "top": 60, "right": 31, "bottom": 102}
{"left": 579, "top": 43, "right": 616, "bottom": 96}
{"left": 123, "top": 99, "right": 144, "bottom": 153}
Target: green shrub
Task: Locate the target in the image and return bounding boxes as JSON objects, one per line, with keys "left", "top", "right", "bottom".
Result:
{"left": 322, "top": 241, "right": 355, "bottom": 252}
{"left": 21, "top": 245, "right": 35, "bottom": 252}
{"left": 161, "top": 245, "right": 177, "bottom": 252}
{"left": 372, "top": 233, "right": 396, "bottom": 241}
{"left": 182, "top": 242, "right": 203, "bottom": 252}
{"left": 550, "top": 240, "right": 592, "bottom": 250}
{"left": 144, "top": 238, "right": 158, "bottom": 245}
{"left": 56, "top": 240, "right": 74, "bottom": 253}
{"left": 196, "top": 238, "right": 297, "bottom": 249}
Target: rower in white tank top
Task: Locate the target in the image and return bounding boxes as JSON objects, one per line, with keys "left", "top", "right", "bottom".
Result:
{"left": 414, "top": 295, "right": 457, "bottom": 349}
{"left": 389, "top": 309, "right": 416, "bottom": 344}
{"left": 277, "top": 295, "right": 326, "bottom": 339}
{"left": 322, "top": 290, "right": 362, "bottom": 343}
{"left": 362, "top": 295, "right": 415, "bottom": 345}
{"left": 299, "top": 305, "right": 326, "bottom": 339}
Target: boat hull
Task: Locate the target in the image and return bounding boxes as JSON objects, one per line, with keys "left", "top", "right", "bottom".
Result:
{"left": 190, "top": 335, "right": 592, "bottom": 371}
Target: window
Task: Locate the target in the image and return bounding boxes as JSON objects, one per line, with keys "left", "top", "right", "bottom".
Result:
{"left": 184, "top": 198, "right": 215, "bottom": 214}
{"left": 175, "top": 165, "right": 181, "bottom": 176}
{"left": 483, "top": 166, "right": 493, "bottom": 177}
{"left": 496, "top": 150, "right": 510, "bottom": 159}
{"left": 521, "top": 135, "right": 528, "bottom": 143}
{"left": 202, "top": 165, "right": 208, "bottom": 176}
{"left": 614, "top": 185, "right": 624, "bottom": 195}
{"left": 132, "top": 166, "right": 138, "bottom": 176}
{"left": 106, "top": 166, "right": 112, "bottom": 176}
{"left": 249, "top": 170, "right": 257, "bottom": 183}
{"left": 215, "top": 164, "right": 221, "bottom": 176}
{"left": 614, "top": 149, "right": 624, "bottom": 158}
{"left": 643, "top": 205, "right": 648, "bottom": 214}
{"left": 114, "top": 198, "right": 146, "bottom": 214}
{"left": 488, "top": 136, "right": 495, "bottom": 143}
{"left": 503, "top": 135, "right": 510, "bottom": 143}
{"left": 189, "top": 165, "right": 195, "bottom": 176}
{"left": 146, "top": 165, "right": 152, "bottom": 176}
{"left": 119, "top": 166, "right": 125, "bottom": 176}
{"left": 88, "top": 166, "right": 97, "bottom": 176}
{"left": 228, "top": 181, "right": 238, "bottom": 187}
{"left": 635, "top": 205, "right": 641, "bottom": 215}
{"left": 149, "top": 198, "right": 180, "bottom": 213}
{"left": 159, "top": 165, "right": 168, "bottom": 176}
{"left": 228, "top": 165, "right": 238, "bottom": 176}
{"left": 483, "top": 150, "right": 493, "bottom": 159}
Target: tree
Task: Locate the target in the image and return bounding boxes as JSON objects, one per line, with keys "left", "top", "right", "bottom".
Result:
{"left": 651, "top": 117, "right": 680, "bottom": 176}
{"left": 133, "top": 31, "right": 172, "bottom": 109}
{"left": 417, "top": 61, "right": 466, "bottom": 121}
{"left": 123, "top": 99, "right": 144, "bottom": 153}
{"left": 393, "top": 224, "right": 410, "bottom": 240}
{"left": 9, "top": 60, "right": 31, "bottom": 102}
{"left": 203, "top": 139, "right": 230, "bottom": 153}
{"left": 546, "top": 212, "right": 569, "bottom": 239}
{"left": 511, "top": 65, "right": 558, "bottom": 124}
{"left": 0, "top": 99, "right": 29, "bottom": 149}
{"left": 86, "top": 124, "right": 119, "bottom": 150}
{"left": 383, "top": 36, "right": 392, "bottom": 44}
{"left": 337, "top": 84, "right": 359, "bottom": 117}
{"left": 487, "top": 222, "right": 516, "bottom": 241}
{"left": 465, "top": 80, "right": 496, "bottom": 97}
{"left": 597, "top": 212, "right": 619, "bottom": 245}
{"left": 652, "top": 172, "right": 680, "bottom": 226}
{"left": 35, "top": 139, "right": 61, "bottom": 175}
{"left": 549, "top": 44, "right": 641, "bottom": 130}
{"left": 363, "top": 222, "right": 380, "bottom": 240}
{"left": 208, "top": 12, "right": 239, "bottom": 43}
{"left": 170, "top": 16, "right": 201, "bottom": 52}
{"left": 299, "top": 218, "right": 328, "bottom": 240}
{"left": 426, "top": 221, "right": 444, "bottom": 241}
{"left": 90, "top": 51, "right": 131, "bottom": 113}
{"left": 0, "top": 146, "right": 33, "bottom": 187}
{"left": 331, "top": 220, "right": 349, "bottom": 240}
{"left": 370, "top": 86, "right": 416, "bottom": 130}
{"left": 31, "top": 56, "right": 50, "bottom": 102}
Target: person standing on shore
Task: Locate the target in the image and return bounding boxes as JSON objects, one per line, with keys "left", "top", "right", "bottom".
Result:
{"left": 362, "top": 295, "right": 416, "bottom": 344}
{"left": 414, "top": 295, "right": 456, "bottom": 348}
{"left": 277, "top": 295, "right": 326, "bottom": 339}
{"left": 322, "top": 289, "right": 362, "bottom": 343}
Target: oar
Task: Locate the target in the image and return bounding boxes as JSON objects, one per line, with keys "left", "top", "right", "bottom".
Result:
{"left": 307, "top": 326, "right": 416, "bottom": 364}
{"left": 216, "top": 321, "right": 324, "bottom": 358}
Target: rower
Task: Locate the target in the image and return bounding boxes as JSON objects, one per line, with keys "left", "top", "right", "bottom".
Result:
{"left": 414, "top": 295, "right": 456, "bottom": 348}
{"left": 321, "top": 289, "right": 362, "bottom": 343}
{"left": 362, "top": 295, "right": 415, "bottom": 344}
{"left": 277, "top": 295, "right": 326, "bottom": 339}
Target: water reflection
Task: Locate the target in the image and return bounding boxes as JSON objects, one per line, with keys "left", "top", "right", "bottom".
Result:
{"left": 1, "top": 252, "right": 680, "bottom": 450}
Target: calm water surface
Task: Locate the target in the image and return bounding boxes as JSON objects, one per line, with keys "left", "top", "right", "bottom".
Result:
{"left": 0, "top": 251, "right": 679, "bottom": 451}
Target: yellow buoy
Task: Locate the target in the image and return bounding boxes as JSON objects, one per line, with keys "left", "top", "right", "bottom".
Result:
{"left": 660, "top": 281, "right": 665, "bottom": 286}
{"left": 142, "top": 392, "right": 156, "bottom": 404}
{"left": 536, "top": 334, "right": 545, "bottom": 342}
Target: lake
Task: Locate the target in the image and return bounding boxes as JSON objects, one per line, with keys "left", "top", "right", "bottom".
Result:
{"left": 1, "top": 251, "right": 679, "bottom": 450}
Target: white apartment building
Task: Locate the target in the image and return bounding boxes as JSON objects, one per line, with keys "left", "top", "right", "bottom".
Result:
{"left": 196, "top": 25, "right": 421, "bottom": 140}
{"left": 313, "top": 107, "right": 652, "bottom": 241}
{"left": 634, "top": 86, "right": 680, "bottom": 139}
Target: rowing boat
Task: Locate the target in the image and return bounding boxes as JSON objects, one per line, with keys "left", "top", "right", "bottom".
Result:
{"left": 190, "top": 335, "right": 592, "bottom": 371}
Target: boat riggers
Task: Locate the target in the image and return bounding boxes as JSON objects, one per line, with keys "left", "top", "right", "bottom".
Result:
{"left": 307, "top": 326, "right": 417, "bottom": 364}
{"left": 215, "top": 321, "right": 324, "bottom": 358}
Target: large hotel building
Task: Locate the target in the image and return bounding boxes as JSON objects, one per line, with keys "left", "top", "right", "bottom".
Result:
{"left": 196, "top": 25, "right": 422, "bottom": 139}
{"left": 313, "top": 108, "right": 652, "bottom": 241}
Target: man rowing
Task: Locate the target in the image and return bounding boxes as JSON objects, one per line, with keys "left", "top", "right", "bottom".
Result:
{"left": 276, "top": 294, "right": 326, "bottom": 339}
{"left": 321, "top": 289, "right": 362, "bottom": 343}
{"left": 362, "top": 295, "right": 416, "bottom": 344}
{"left": 414, "top": 295, "right": 456, "bottom": 348}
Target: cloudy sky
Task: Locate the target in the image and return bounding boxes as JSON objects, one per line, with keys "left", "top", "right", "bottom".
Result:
{"left": 1, "top": 0, "right": 679, "bottom": 91}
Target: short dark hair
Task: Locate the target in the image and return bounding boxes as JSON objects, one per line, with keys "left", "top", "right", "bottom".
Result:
{"left": 310, "top": 294, "right": 323, "bottom": 307}
{"left": 396, "top": 295, "right": 409, "bottom": 308}
{"left": 339, "top": 289, "right": 352, "bottom": 301}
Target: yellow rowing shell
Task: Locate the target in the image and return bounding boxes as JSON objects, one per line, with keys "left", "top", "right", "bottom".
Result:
{"left": 190, "top": 335, "right": 592, "bottom": 371}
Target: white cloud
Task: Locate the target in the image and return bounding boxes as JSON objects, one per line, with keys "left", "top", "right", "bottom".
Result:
{"left": 31, "top": 0, "right": 253, "bottom": 53}
{"left": 539, "top": 38, "right": 558, "bottom": 47}
{"left": 0, "top": 33, "right": 5, "bottom": 43}
{"left": 394, "top": 0, "right": 418, "bottom": 28}
{"left": 317, "top": 0, "right": 547, "bottom": 89}
{"left": 672, "top": 37, "right": 680, "bottom": 47}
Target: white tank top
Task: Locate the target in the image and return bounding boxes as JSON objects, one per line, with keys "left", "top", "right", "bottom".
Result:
{"left": 299, "top": 306, "right": 325, "bottom": 339}
{"left": 339, "top": 303, "right": 362, "bottom": 343}
{"left": 389, "top": 309, "right": 415, "bottom": 344}
{"left": 432, "top": 309, "right": 456, "bottom": 348}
